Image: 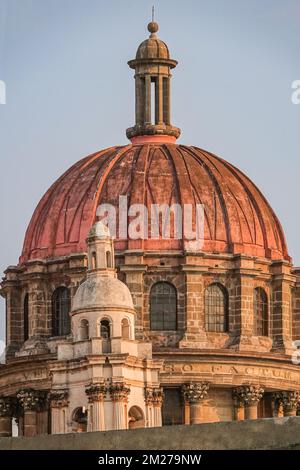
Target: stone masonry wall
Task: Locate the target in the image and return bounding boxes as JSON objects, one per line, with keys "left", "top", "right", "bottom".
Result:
{"left": 0, "top": 417, "right": 300, "bottom": 450}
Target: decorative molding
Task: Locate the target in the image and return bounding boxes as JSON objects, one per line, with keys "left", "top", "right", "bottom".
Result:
{"left": 232, "top": 385, "right": 264, "bottom": 407}
{"left": 182, "top": 382, "right": 210, "bottom": 404}
{"left": 17, "top": 389, "right": 48, "bottom": 412}
{"left": 0, "top": 396, "right": 16, "bottom": 417}
{"left": 85, "top": 384, "right": 107, "bottom": 403}
{"left": 273, "top": 391, "right": 300, "bottom": 412}
{"left": 48, "top": 389, "right": 69, "bottom": 408}
{"left": 109, "top": 383, "right": 130, "bottom": 402}
{"left": 144, "top": 388, "right": 164, "bottom": 407}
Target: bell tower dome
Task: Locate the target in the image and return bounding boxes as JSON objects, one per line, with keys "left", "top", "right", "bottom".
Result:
{"left": 126, "top": 18, "right": 181, "bottom": 143}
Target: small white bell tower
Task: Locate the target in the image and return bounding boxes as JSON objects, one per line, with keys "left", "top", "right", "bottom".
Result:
{"left": 87, "top": 221, "right": 115, "bottom": 272}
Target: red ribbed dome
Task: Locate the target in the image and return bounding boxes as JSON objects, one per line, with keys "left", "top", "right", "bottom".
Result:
{"left": 20, "top": 144, "right": 289, "bottom": 264}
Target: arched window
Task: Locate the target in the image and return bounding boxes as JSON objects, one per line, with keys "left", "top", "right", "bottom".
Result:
{"left": 128, "top": 406, "right": 145, "bottom": 429}
{"left": 72, "top": 407, "right": 87, "bottom": 433}
{"left": 24, "top": 294, "right": 29, "bottom": 341}
{"left": 106, "top": 251, "right": 112, "bottom": 268}
{"left": 79, "top": 319, "right": 89, "bottom": 341}
{"left": 52, "top": 287, "right": 71, "bottom": 337}
{"left": 121, "top": 318, "right": 130, "bottom": 339}
{"left": 100, "top": 319, "right": 110, "bottom": 338}
{"left": 254, "top": 287, "right": 268, "bottom": 336}
{"left": 150, "top": 282, "right": 177, "bottom": 331}
{"left": 205, "top": 284, "right": 229, "bottom": 333}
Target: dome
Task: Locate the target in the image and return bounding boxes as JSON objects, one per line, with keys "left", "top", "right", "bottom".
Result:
{"left": 72, "top": 275, "right": 134, "bottom": 313}
{"left": 88, "top": 221, "right": 110, "bottom": 239}
{"left": 135, "top": 20, "right": 170, "bottom": 61}
{"left": 20, "top": 143, "right": 289, "bottom": 263}
{"left": 136, "top": 37, "right": 170, "bottom": 60}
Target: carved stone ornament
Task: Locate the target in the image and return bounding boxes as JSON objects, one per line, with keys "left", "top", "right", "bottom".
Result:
{"left": 85, "top": 384, "right": 107, "bottom": 403}
{"left": 109, "top": 383, "right": 130, "bottom": 402}
{"left": 0, "top": 396, "right": 15, "bottom": 417}
{"left": 48, "top": 390, "right": 69, "bottom": 408}
{"left": 232, "top": 385, "right": 264, "bottom": 406}
{"left": 17, "top": 389, "right": 47, "bottom": 412}
{"left": 144, "top": 388, "right": 164, "bottom": 406}
{"left": 273, "top": 391, "right": 300, "bottom": 412}
{"left": 182, "top": 382, "right": 210, "bottom": 404}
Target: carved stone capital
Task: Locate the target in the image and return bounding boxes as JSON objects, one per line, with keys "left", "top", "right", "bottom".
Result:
{"left": 0, "top": 396, "right": 16, "bottom": 418}
{"left": 182, "top": 382, "right": 210, "bottom": 404}
{"left": 145, "top": 388, "right": 164, "bottom": 407}
{"left": 232, "top": 385, "right": 264, "bottom": 407}
{"left": 17, "top": 389, "right": 47, "bottom": 412}
{"left": 85, "top": 384, "right": 107, "bottom": 403}
{"left": 273, "top": 391, "right": 300, "bottom": 413}
{"left": 48, "top": 390, "right": 69, "bottom": 408}
{"left": 109, "top": 383, "right": 130, "bottom": 402}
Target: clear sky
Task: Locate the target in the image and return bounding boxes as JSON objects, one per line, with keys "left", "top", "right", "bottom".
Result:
{"left": 0, "top": 0, "right": 299, "bottom": 341}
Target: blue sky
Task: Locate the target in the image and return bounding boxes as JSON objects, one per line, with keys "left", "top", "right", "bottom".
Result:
{"left": 0, "top": 0, "right": 299, "bottom": 341}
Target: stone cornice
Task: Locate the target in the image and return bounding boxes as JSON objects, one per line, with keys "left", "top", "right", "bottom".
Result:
{"left": 71, "top": 306, "right": 135, "bottom": 316}
{"left": 271, "top": 273, "right": 296, "bottom": 283}
{"left": 153, "top": 349, "right": 296, "bottom": 363}
{"left": 271, "top": 259, "right": 292, "bottom": 268}
{"left": 180, "top": 265, "right": 208, "bottom": 273}
{"left": 119, "top": 265, "right": 148, "bottom": 273}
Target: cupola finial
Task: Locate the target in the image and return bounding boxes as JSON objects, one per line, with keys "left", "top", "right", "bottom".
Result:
{"left": 126, "top": 17, "right": 181, "bottom": 144}
{"left": 147, "top": 6, "right": 159, "bottom": 37}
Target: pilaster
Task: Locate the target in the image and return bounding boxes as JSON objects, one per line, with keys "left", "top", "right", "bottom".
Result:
{"left": 110, "top": 383, "right": 130, "bottom": 430}
{"left": 49, "top": 390, "right": 69, "bottom": 434}
{"left": 86, "top": 384, "right": 106, "bottom": 432}
{"left": 17, "top": 389, "right": 48, "bottom": 437}
{"left": 0, "top": 396, "right": 16, "bottom": 437}
{"left": 144, "top": 388, "right": 163, "bottom": 427}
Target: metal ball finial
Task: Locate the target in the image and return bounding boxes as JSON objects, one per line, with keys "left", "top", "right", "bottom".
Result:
{"left": 148, "top": 21, "right": 159, "bottom": 35}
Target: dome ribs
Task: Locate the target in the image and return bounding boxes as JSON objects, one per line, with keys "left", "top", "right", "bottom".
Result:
{"left": 164, "top": 144, "right": 200, "bottom": 251}
{"left": 26, "top": 156, "right": 92, "bottom": 260}
{"left": 21, "top": 156, "right": 90, "bottom": 261}
{"left": 160, "top": 145, "right": 184, "bottom": 250}
{"left": 20, "top": 144, "right": 289, "bottom": 263}
{"left": 144, "top": 144, "right": 181, "bottom": 250}
{"left": 52, "top": 147, "right": 119, "bottom": 256}
{"left": 126, "top": 144, "right": 150, "bottom": 251}
{"left": 65, "top": 147, "right": 121, "bottom": 246}
{"left": 213, "top": 154, "right": 288, "bottom": 259}
{"left": 181, "top": 145, "right": 232, "bottom": 252}
{"left": 177, "top": 146, "right": 214, "bottom": 241}
{"left": 145, "top": 146, "right": 159, "bottom": 207}
{"left": 200, "top": 149, "right": 256, "bottom": 246}
{"left": 87, "top": 145, "right": 132, "bottom": 241}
